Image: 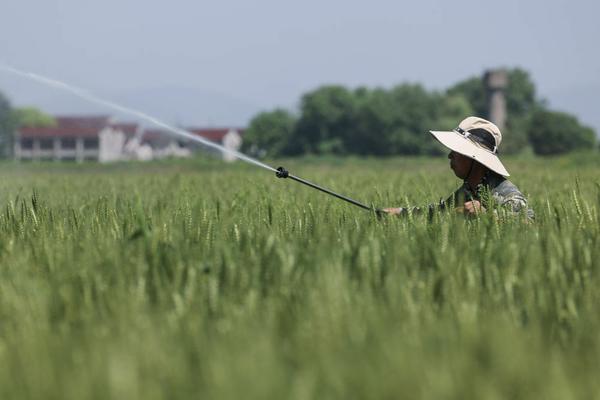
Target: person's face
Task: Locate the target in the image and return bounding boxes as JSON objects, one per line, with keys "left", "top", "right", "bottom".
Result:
{"left": 448, "top": 151, "right": 473, "bottom": 179}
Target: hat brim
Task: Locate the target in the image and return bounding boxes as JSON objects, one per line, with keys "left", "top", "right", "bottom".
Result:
{"left": 430, "top": 130, "right": 510, "bottom": 177}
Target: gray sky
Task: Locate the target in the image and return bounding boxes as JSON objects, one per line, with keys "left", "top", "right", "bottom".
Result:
{"left": 1, "top": 0, "right": 598, "bottom": 131}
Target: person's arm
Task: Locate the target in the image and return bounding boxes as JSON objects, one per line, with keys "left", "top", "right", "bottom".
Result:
{"left": 494, "top": 192, "right": 534, "bottom": 219}
{"left": 382, "top": 187, "right": 463, "bottom": 216}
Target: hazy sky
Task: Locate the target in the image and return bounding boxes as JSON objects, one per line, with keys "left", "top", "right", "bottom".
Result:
{"left": 1, "top": 0, "right": 598, "bottom": 130}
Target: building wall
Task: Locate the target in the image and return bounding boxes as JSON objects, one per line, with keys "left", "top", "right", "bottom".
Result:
{"left": 98, "top": 128, "right": 126, "bottom": 162}
{"left": 15, "top": 127, "right": 243, "bottom": 162}
{"left": 15, "top": 136, "right": 100, "bottom": 162}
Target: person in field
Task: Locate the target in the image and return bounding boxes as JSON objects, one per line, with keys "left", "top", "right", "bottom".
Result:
{"left": 383, "top": 116, "right": 533, "bottom": 218}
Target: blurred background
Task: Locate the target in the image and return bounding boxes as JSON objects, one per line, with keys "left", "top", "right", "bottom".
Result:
{"left": 1, "top": 0, "right": 598, "bottom": 162}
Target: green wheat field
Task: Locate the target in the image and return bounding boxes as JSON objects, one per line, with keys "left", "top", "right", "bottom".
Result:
{"left": 0, "top": 155, "right": 599, "bottom": 399}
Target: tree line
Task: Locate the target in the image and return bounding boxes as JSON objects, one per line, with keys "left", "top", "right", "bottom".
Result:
{"left": 1, "top": 67, "right": 596, "bottom": 159}
{"left": 242, "top": 68, "right": 597, "bottom": 157}
{"left": 0, "top": 92, "right": 56, "bottom": 157}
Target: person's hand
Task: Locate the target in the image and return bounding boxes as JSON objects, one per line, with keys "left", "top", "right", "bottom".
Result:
{"left": 381, "top": 207, "right": 404, "bottom": 215}
{"left": 463, "top": 200, "right": 485, "bottom": 215}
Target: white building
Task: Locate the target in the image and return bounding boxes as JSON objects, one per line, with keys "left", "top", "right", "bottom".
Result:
{"left": 186, "top": 127, "right": 244, "bottom": 162}
{"left": 15, "top": 116, "right": 138, "bottom": 162}
{"left": 15, "top": 115, "right": 245, "bottom": 163}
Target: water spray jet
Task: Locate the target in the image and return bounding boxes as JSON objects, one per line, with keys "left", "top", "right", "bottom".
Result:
{"left": 0, "top": 63, "right": 275, "bottom": 173}
{"left": 0, "top": 63, "right": 381, "bottom": 214}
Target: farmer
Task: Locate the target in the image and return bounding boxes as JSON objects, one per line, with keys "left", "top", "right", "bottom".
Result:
{"left": 383, "top": 116, "right": 533, "bottom": 218}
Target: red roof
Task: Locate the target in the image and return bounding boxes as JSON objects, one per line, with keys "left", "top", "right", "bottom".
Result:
{"left": 18, "top": 116, "right": 243, "bottom": 143}
{"left": 18, "top": 116, "right": 139, "bottom": 139}
{"left": 187, "top": 128, "right": 245, "bottom": 142}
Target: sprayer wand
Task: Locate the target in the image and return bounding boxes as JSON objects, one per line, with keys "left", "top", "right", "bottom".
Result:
{"left": 275, "top": 166, "right": 380, "bottom": 213}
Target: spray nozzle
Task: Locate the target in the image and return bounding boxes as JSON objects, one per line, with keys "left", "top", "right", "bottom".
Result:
{"left": 276, "top": 167, "right": 289, "bottom": 178}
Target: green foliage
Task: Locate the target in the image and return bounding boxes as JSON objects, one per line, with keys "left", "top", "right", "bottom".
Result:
{"left": 240, "top": 67, "right": 598, "bottom": 158}
{"left": 528, "top": 109, "right": 597, "bottom": 155}
{"left": 446, "top": 76, "right": 487, "bottom": 117}
{"left": 285, "top": 84, "right": 460, "bottom": 157}
{"left": 434, "top": 93, "right": 475, "bottom": 131}
{"left": 0, "top": 158, "right": 599, "bottom": 399}
{"left": 502, "top": 69, "right": 540, "bottom": 153}
{"left": 0, "top": 90, "right": 14, "bottom": 157}
{"left": 447, "top": 68, "right": 540, "bottom": 154}
{"left": 345, "top": 84, "right": 441, "bottom": 156}
{"left": 447, "top": 68, "right": 538, "bottom": 120}
{"left": 505, "top": 68, "right": 537, "bottom": 116}
{"left": 384, "top": 84, "right": 441, "bottom": 155}
{"left": 11, "top": 106, "right": 56, "bottom": 128}
{"left": 345, "top": 87, "right": 398, "bottom": 155}
{"left": 254, "top": 67, "right": 596, "bottom": 157}
{"left": 242, "top": 109, "right": 296, "bottom": 157}
{"left": 291, "top": 85, "right": 357, "bottom": 155}
{"left": 0, "top": 95, "right": 56, "bottom": 158}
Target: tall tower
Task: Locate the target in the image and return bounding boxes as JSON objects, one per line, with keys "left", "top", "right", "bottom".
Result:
{"left": 484, "top": 69, "right": 508, "bottom": 131}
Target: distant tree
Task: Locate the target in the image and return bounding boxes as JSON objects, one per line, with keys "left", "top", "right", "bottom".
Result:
{"left": 528, "top": 109, "right": 596, "bottom": 155}
{"left": 447, "top": 68, "right": 539, "bottom": 153}
{"left": 386, "top": 84, "right": 443, "bottom": 155}
{"left": 433, "top": 93, "right": 475, "bottom": 131}
{"left": 505, "top": 68, "right": 537, "bottom": 117}
{"left": 500, "top": 68, "right": 540, "bottom": 153}
{"left": 0, "top": 104, "right": 54, "bottom": 158}
{"left": 446, "top": 76, "right": 487, "bottom": 117}
{"left": 245, "top": 67, "right": 595, "bottom": 158}
{"left": 290, "top": 84, "right": 448, "bottom": 156}
{"left": 344, "top": 84, "right": 443, "bottom": 155}
{"left": 242, "top": 109, "right": 296, "bottom": 158}
{"left": 346, "top": 87, "right": 398, "bottom": 155}
{"left": 267, "top": 84, "right": 475, "bottom": 157}
{"left": 0, "top": 91, "right": 15, "bottom": 158}
{"left": 11, "top": 107, "right": 56, "bottom": 128}
{"left": 291, "top": 86, "right": 357, "bottom": 155}
{"left": 447, "top": 68, "right": 537, "bottom": 118}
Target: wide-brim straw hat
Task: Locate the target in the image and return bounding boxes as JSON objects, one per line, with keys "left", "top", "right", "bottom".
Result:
{"left": 430, "top": 116, "right": 509, "bottom": 177}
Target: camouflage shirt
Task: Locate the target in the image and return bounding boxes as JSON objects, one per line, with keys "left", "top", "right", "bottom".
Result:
{"left": 401, "top": 171, "right": 534, "bottom": 219}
